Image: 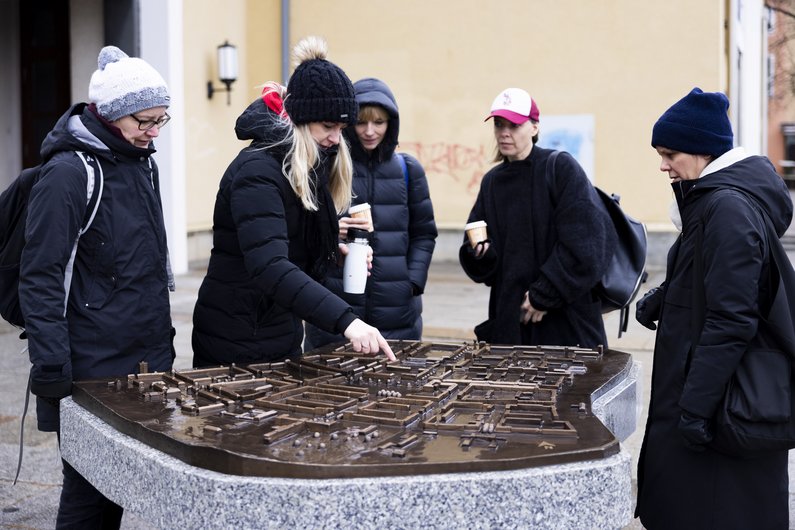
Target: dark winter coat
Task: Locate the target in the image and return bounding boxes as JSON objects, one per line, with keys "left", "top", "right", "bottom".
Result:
{"left": 305, "top": 77, "right": 437, "bottom": 349}
{"left": 459, "top": 146, "right": 616, "bottom": 348}
{"left": 20, "top": 103, "right": 174, "bottom": 431}
{"left": 191, "top": 98, "right": 357, "bottom": 366}
{"left": 635, "top": 150, "right": 792, "bottom": 529}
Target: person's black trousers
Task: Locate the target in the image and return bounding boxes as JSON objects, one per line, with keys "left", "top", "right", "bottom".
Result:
{"left": 55, "top": 458, "right": 123, "bottom": 529}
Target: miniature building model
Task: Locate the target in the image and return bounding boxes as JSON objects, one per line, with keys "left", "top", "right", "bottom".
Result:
{"left": 72, "top": 340, "right": 632, "bottom": 479}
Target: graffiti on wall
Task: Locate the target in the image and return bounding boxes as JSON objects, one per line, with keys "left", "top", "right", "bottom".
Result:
{"left": 398, "top": 115, "right": 595, "bottom": 225}
{"left": 400, "top": 141, "right": 492, "bottom": 195}
{"left": 400, "top": 114, "right": 595, "bottom": 195}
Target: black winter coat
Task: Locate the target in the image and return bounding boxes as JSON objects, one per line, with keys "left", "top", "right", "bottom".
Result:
{"left": 305, "top": 77, "right": 437, "bottom": 349}
{"left": 20, "top": 104, "right": 174, "bottom": 431}
{"left": 459, "top": 147, "right": 616, "bottom": 348}
{"left": 635, "top": 151, "right": 792, "bottom": 529}
{"left": 192, "top": 99, "right": 357, "bottom": 366}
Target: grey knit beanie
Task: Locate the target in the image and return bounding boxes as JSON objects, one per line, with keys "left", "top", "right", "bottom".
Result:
{"left": 88, "top": 46, "right": 170, "bottom": 121}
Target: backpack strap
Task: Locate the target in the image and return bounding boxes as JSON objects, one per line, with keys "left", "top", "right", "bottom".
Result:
{"left": 545, "top": 150, "right": 561, "bottom": 206}
{"left": 63, "top": 152, "right": 103, "bottom": 316}
{"left": 397, "top": 153, "right": 409, "bottom": 189}
{"left": 12, "top": 373, "right": 31, "bottom": 485}
{"left": 75, "top": 151, "right": 103, "bottom": 234}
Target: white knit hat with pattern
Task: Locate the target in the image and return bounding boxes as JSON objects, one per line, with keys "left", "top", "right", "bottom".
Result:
{"left": 88, "top": 46, "right": 170, "bottom": 121}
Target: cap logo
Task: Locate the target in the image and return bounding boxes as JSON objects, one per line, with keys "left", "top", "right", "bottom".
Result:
{"left": 502, "top": 93, "right": 512, "bottom": 105}
{"left": 340, "top": 114, "right": 348, "bottom": 119}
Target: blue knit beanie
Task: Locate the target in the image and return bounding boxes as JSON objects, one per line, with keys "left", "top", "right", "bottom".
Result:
{"left": 651, "top": 87, "right": 733, "bottom": 157}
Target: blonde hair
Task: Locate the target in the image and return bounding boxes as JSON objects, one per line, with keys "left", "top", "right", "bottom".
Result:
{"left": 260, "top": 80, "right": 353, "bottom": 214}
{"left": 358, "top": 105, "right": 389, "bottom": 123}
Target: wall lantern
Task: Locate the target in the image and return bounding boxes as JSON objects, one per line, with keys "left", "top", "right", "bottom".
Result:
{"left": 207, "top": 40, "right": 238, "bottom": 105}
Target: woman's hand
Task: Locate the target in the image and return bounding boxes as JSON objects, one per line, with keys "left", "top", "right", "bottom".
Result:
{"left": 338, "top": 243, "right": 373, "bottom": 273}
{"left": 338, "top": 216, "right": 372, "bottom": 240}
{"left": 635, "top": 286, "right": 664, "bottom": 330}
{"left": 520, "top": 291, "right": 547, "bottom": 324}
{"left": 474, "top": 240, "right": 490, "bottom": 258}
{"left": 343, "top": 319, "right": 396, "bottom": 361}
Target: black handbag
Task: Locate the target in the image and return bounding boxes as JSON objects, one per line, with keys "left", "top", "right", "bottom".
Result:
{"left": 691, "top": 189, "right": 795, "bottom": 458}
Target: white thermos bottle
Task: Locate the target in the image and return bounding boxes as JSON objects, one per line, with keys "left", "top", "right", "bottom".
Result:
{"left": 343, "top": 228, "right": 370, "bottom": 294}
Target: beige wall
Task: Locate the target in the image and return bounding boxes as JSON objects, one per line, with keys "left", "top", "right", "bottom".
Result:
{"left": 182, "top": 0, "right": 281, "bottom": 233}
{"left": 183, "top": 0, "right": 728, "bottom": 235}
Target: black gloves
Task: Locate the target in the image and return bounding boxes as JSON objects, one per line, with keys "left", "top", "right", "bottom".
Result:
{"left": 635, "top": 286, "right": 664, "bottom": 330}
{"left": 30, "top": 363, "right": 72, "bottom": 403}
{"left": 678, "top": 411, "right": 713, "bottom": 451}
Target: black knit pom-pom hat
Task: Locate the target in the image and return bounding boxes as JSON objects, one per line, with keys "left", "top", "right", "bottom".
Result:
{"left": 284, "top": 36, "right": 357, "bottom": 126}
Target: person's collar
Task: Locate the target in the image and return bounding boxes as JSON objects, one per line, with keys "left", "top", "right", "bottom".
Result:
{"left": 700, "top": 146, "right": 749, "bottom": 178}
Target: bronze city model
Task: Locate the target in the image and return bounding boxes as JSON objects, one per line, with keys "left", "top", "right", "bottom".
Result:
{"left": 71, "top": 340, "right": 632, "bottom": 479}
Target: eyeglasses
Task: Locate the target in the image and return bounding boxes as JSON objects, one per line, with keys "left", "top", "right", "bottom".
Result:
{"left": 130, "top": 113, "right": 171, "bottom": 131}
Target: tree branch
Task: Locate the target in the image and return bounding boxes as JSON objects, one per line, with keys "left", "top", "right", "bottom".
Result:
{"left": 766, "top": 2, "right": 795, "bottom": 20}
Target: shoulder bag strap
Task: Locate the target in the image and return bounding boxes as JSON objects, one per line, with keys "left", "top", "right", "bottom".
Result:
{"left": 64, "top": 151, "right": 103, "bottom": 316}
{"left": 397, "top": 153, "right": 409, "bottom": 189}
{"left": 545, "top": 150, "right": 561, "bottom": 207}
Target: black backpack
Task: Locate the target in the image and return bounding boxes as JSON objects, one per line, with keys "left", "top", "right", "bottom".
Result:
{"left": 546, "top": 150, "right": 648, "bottom": 337}
{"left": 0, "top": 151, "right": 103, "bottom": 331}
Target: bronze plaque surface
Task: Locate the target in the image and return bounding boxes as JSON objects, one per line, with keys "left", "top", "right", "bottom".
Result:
{"left": 71, "top": 341, "right": 631, "bottom": 479}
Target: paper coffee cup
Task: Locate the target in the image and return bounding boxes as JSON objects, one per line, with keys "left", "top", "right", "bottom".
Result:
{"left": 465, "top": 220, "right": 488, "bottom": 248}
{"left": 349, "top": 203, "right": 373, "bottom": 231}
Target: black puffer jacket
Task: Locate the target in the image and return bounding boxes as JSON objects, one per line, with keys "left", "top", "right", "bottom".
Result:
{"left": 636, "top": 151, "right": 792, "bottom": 529}
{"left": 20, "top": 103, "right": 174, "bottom": 431}
{"left": 192, "top": 98, "right": 357, "bottom": 366}
{"left": 304, "top": 78, "right": 437, "bottom": 349}
{"left": 460, "top": 146, "right": 616, "bottom": 348}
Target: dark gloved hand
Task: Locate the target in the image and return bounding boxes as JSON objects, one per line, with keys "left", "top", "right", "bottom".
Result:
{"left": 30, "top": 363, "right": 73, "bottom": 403}
{"left": 635, "top": 286, "right": 664, "bottom": 330}
{"left": 678, "top": 411, "right": 713, "bottom": 451}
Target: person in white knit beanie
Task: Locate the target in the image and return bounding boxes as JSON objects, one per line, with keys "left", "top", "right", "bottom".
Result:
{"left": 19, "top": 44, "right": 175, "bottom": 529}
{"left": 89, "top": 45, "right": 170, "bottom": 121}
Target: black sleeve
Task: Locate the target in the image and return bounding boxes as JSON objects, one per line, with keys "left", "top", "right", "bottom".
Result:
{"left": 529, "top": 153, "right": 616, "bottom": 308}
{"left": 459, "top": 173, "right": 498, "bottom": 285}
{"left": 20, "top": 157, "right": 88, "bottom": 395}
{"left": 229, "top": 162, "right": 354, "bottom": 333}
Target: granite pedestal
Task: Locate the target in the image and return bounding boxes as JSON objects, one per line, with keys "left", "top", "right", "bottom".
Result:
{"left": 59, "top": 359, "right": 639, "bottom": 529}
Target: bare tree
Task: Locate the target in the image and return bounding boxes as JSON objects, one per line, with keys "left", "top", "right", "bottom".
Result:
{"left": 767, "top": 1, "right": 795, "bottom": 103}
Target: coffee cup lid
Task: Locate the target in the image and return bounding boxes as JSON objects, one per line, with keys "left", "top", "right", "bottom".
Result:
{"left": 465, "top": 220, "right": 487, "bottom": 230}
{"left": 348, "top": 203, "right": 371, "bottom": 214}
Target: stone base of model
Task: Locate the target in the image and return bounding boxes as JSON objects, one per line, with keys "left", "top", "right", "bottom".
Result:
{"left": 61, "top": 398, "right": 633, "bottom": 529}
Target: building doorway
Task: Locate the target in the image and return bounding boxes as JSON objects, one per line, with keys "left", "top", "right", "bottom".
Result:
{"left": 19, "top": 0, "right": 72, "bottom": 168}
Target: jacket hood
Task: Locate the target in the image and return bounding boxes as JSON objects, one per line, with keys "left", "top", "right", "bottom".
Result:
{"left": 235, "top": 98, "right": 286, "bottom": 142}
{"left": 677, "top": 148, "right": 793, "bottom": 237}
{"left": 344, "top": 77, "right": 400, "bottom": 163}
{"left": 40, "top": 103, "right": 156, "bottom": 164}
